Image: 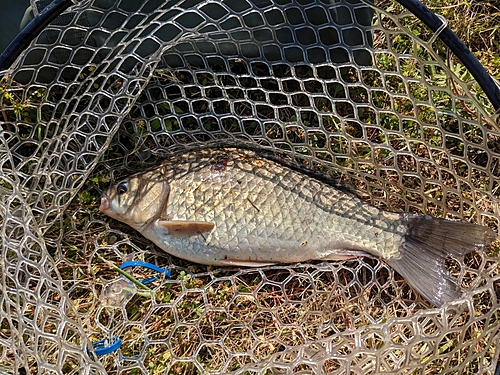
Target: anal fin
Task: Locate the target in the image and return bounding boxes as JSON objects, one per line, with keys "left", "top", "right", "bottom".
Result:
{"left": 321, "top": 249, "right": 369, "bottom": 261}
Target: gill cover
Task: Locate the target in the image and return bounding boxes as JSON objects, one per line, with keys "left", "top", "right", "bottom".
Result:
{"left": 107, "top": 169, "right": 170, "bottom": 227}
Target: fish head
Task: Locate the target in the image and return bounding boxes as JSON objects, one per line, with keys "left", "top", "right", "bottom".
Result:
{"left": 99, "top": 170, "right": 169, "bottom": 229}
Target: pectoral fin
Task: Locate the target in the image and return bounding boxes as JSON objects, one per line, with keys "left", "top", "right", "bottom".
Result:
{"left": 157, "top": 220, "right": 215, "bottom": 237}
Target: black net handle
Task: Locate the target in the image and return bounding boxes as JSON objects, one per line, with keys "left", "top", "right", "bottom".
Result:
{"left": 0, "top": 0, "right": 74, "bottom": 71}
{"left": 395, "top": 0, "right": 500, "bottom": 111}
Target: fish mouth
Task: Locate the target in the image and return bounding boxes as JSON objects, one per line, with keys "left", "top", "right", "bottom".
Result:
{"left": 99, "top": 196, "right": 111, "bottom": 214}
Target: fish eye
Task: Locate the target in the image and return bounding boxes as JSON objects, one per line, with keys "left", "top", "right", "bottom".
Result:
{"left": 117, "top": 181, "right": 128, "bottom": 195}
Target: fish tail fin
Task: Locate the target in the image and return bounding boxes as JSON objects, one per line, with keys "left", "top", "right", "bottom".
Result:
{"left": 385, "top": 214, "right": 495, "bottom": 307}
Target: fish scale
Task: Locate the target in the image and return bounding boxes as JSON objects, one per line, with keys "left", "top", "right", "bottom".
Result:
{"left": 167, "top": 151, "right": 365, "bottom": 261}
{"left": 100, "top": 147, "right": 495, "bottom": 307}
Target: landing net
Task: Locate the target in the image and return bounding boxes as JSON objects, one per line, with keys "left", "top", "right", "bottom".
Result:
{"left": 1, "top": 1, "right": 499, "bottom": 374}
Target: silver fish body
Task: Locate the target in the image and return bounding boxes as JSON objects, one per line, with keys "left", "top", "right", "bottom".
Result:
{"left": 100, "top": 148, "right": 495, "bottom": 307}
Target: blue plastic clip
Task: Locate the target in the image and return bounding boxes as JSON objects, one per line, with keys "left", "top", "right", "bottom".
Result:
{"left": 120, "top": 261, "right": 171, "bottom": 284}
{"left": 92, "top": 337, "right": 121, "bottom": 356}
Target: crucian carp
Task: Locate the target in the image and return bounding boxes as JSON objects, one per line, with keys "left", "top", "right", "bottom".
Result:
{"left": 100, "top": 148, "right": 495, "bottom": 307}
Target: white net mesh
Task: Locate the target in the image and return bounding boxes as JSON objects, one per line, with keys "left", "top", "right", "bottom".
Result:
{"left": 1, "top": 0, "right": 500, "bottom": 374}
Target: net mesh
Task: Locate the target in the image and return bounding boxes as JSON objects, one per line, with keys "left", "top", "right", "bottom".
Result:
{"left": 1, "top": 0, "right": 500, "bottom": 374}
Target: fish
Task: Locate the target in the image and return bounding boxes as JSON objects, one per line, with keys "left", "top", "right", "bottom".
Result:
{"left": 99, "top": 147, "right": 495, "bottom": 307}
